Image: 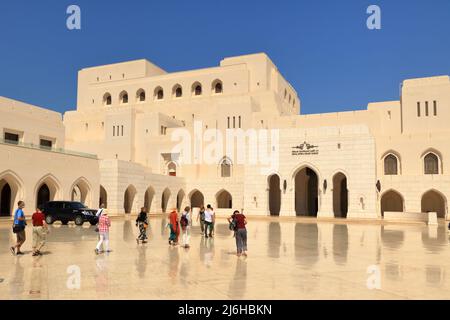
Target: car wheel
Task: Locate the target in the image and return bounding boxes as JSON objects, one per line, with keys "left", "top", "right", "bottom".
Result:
{"left": 89, "top": 221, "right": 97, "bottom": 226}
{"left": 74, "top": 215, "right": 84, "bottom": 226}
{"left": 61, "top": 220, "right": 69, "bottom": 225}
{"left": 45, "top": 215, "right": 54, "bottom": 224}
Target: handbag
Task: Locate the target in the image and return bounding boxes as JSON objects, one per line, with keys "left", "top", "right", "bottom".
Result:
{"left": 228, "top": 219, "right": 237, "bottom": 231}
{"left": 12, "top": 225, "right": 24, "bottom": 234}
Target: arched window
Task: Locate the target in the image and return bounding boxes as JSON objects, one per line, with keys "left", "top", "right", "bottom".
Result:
{"left": 212, "top": 80, "right": 223, "bottom": 94}
{"left": 384, "top": 154, "right": 399, "bottom": 175}
{"left": 173, "top": 84, "right": 182, "bottom": 98}
{"left": 119, "top": 91, "right": 128, "bottom": 104}
{"left": 219, "top": 157, "right": 232, "bottom": 177}
{"left": 103, "top": 93, "right": 112, "bottom": 106}
{"left": 192, "top": 82, "right": 202, "bottom": 96}
{"left": 424, "top": 153, "right": 439, "bottom": 174}
{"left": 136, "top": 89, "right": 145, "bottom": 102}
{"left": 154, "top": 87, "right": 164, "bottom": 100}
{"left": 168, "top": 162, "right": 177, "bottom": 176}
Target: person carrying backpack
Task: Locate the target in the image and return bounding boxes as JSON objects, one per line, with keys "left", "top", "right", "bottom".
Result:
{"left": 227, "top": 210, "right": 247, "bottom": 257}
{"left": 180, "top": 206, "right": 191, "bottom": 248}
{"left": 136, "top": 207, "right": 149, "bottom": 244}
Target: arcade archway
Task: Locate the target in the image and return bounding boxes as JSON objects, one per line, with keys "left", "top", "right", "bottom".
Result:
{"left": 37, "top": 184, "right": 51, "bottom": 208}
{"left": 176, "top": 189, "right": 185, "bottom": 212}
{"left": 190, "top": 190, "right": 204, "bottom": 208}
{"left": 421, "top": 190, "right": 447, "bottom": 218}
{"left": 0, "top": 171, "right": 22, "bottom": 217}
{"left": 216, "top": 189, "right": 232, "bottom": 208}
{"left": 161, "top": 188, "right": 171, "bottom": 213}
{"left": 71, "top": 178, "right": 91, "bottom": 206}
{"left": 35, "top": 175, "right": 60, "bottom": 209}
{"left": 333, "top": 172, "right": 348, "bottom": 218}
{"left": 144, "top": 186, "right": 155, "bottom": 213}
{"left": 268, "top": 174, "right": 281, "bottom": 216}
{"left": 124, "top": 185, "right": 137, "bottom": 214}
{"left": 99, "top": 185, "right": 108, "bottom": 208}
{"left": 380, "top": 189, "right": 404, "bottom": 217}
{"left": 294, "top": 167, "right": 318, "bottom": 217}
{"left": 0, "top": 183, "right": 11, "bottom": 217}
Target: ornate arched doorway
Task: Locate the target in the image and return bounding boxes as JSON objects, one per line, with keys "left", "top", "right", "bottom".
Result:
{"left": 268, "top": 174, "right": 281, "bottom": 216}
{"left": 190, "top": 190, "right": 204, "bottom": 208}
{"left": 216, "top": 190, "right": 232, "bottom": 208}
{"left": 333, "top": 172, "right": 348, "bottom": 218}
{"left": 294, "top": 167, "right": 318, "bottom": 217}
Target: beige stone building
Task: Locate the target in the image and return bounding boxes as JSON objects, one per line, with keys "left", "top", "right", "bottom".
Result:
{"left": 1, "top": 53, "right": 449, "bottom": 219}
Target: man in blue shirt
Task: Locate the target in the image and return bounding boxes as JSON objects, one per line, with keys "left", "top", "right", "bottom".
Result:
{"left": 11, "top": 201, "right": 26, "bottom": 255}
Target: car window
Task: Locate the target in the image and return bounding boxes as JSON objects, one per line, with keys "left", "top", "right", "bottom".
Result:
{"left": 48, "top": 202, "right": 61, "bottom": 209}
{"left": 70, "top": 202, "right": 87, "bottom": 209}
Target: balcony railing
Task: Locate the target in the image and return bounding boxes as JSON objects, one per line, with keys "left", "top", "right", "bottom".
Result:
{"left": 0, "top": 138, "right": 97, "bottom": 159}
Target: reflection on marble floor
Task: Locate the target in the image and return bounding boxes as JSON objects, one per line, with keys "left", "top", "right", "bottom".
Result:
{"left": 0, "top": 216, "right": 449, "bottom": 299}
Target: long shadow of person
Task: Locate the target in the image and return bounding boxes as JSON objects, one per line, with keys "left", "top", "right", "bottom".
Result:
{"left": 168, "top": 246, "right": 180, "bottom": 285}
{"left": 228, "top": 258, "right": 247, "bottom": 299}
{"left": 9, "top": 257, "right": 24, "bottom": 298}
{"left": 135, "top": 246, "right": 147, "bottom": 279}
{"left": 95, "top": 254, "right": 109, "bottom": 295}
{"left": 29, "top": 258, "right": 44, "bottom": 297}
{"left": 200, "top": 237, "right": 215, "bottom": 268}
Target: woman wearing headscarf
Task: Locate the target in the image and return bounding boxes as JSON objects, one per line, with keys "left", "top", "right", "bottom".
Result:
{"left": 168, "top": 209, "right": 180, "bottom": 246}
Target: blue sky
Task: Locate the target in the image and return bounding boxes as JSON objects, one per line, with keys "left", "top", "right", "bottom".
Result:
{"left": 0, "top": 0, "right": 449, "bottom": 114}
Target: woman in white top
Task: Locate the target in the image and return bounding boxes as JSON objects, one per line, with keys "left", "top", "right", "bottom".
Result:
{"left": 204, "top": 204, "right": 215, "bottom": 238}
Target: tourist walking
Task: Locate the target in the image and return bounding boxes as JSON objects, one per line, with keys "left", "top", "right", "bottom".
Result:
{"left": 228, "top": 210, "right": 247, "bottom": 257}
{"left": 180, "top": 206, "right": 191, "bottom": 248}
{"left": 31, "top": 208, "right": 48, "bottom": 256}
{"left": 95, "top": 210, "right": 111, "bottom": 254}
{"left": 210, "top": 205, "right": 216, "bottom": 237}
{"left": 204, "top": 204, "right": 215, "bottom": 238}
{"left": 168, "top": 209, "right": 180, "bottom": 246}
{"left": 136, "top": 207, "right": 149, "bottom": 244}
{"left": 96, "top": 203, "right": 105, "bottom": 219}
{"left": 197, "top": 206, "right": 206, "bottom": 234}
{"left": 11, "top": 201, "right": 27, "bottom": 256}
{"left": 95, "top": 203, "right": 106, "bottom": 250}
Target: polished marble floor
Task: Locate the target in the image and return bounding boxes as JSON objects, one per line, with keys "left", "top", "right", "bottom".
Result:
{"left": 0, "top": 216, "right": 449, "bottom": 300}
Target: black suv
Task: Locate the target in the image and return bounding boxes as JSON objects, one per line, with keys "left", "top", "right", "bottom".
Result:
{"left": 40, "top": 201, "right": 98, "bottom": 226}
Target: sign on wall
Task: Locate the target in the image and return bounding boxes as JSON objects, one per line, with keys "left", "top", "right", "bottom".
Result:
{"left": 291, "top": 141, "right": 319, "bottom": 155}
